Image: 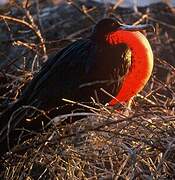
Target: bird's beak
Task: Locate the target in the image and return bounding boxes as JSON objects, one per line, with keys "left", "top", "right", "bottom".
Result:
{"left": 118, "top": 24, "right": 155, "bottom": 32}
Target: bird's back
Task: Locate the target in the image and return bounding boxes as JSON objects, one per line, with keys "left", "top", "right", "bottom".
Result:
{"left": 0, "top": 37, "right": 131, "bottom": 154}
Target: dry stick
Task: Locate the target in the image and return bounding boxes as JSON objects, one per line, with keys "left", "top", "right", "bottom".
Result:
{"left": 100, "top": 88, "right": 132, "bottom": 112}
{"left": 0, "top": 15, "right": 36, "bottom": 39}
{"left": 23, "top": 5, "right": 47, "bottom": 59}
{"left": 3, "top": 18, "right": 14, "bottom": 43}
{"left": 48, "top": 112, "right": 103, "bottom": 128}
{"left": 13, "top": 40, "right": 38, "bottom": 53}
{"left": 62, "top": 98, "right": 100, "bottom": 112}
{"left": 0, "top": 105, "right": 51, "bottom": 149}
{"left": 35, "top": 0, "right": 44, "bottom": 33}
{"left": 112, "top": 0, "right": 124, "bottom": 10}
{"left": 0, "top": 14, "right": 46, "bottom": 57}
{"left": 23, "top": 0, "right": 30, "bottom": 9}
{"left": 143, "top": 76, "right": 175, "bottom": 100}
{"left": 155, "top": 57, "right": 175, "bottom": 72}
{"left": 63, "top": 97, "right": 127, "bottom": 120}
{"left": 31, "top": 54, "right": 39, "bottom": 72}
{"left": 115, "top": 156, "right": 130, "bottom": 180}
{"left": 148, "top": 16, "right": 175, "bottom": 30}
{"left": 96, "top": 129, "right": 164, "bottom": 152}
{"left": 0, "top": 50, "right": 29, "bottom": 71}
{"left": 133, "top": 14, "right": 148, "bottom": 25}
{"left": 66, "top": 27, "right": 91, "bottom": 39}
{"left": 154, "top": 77, "right": 175, "bottom": 96}
{"left": 156, "top": 139, "right": 175, "bottom": 175}
{"left": 66, "top": 0, "right": 96, "bottom": 24}
{"left": 136, "top": 94, "right": 156, "bottom": 105}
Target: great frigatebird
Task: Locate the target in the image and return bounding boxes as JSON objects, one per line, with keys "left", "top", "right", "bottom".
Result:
{"left": 0, "top": 18, "right": 154, "bottom": 155}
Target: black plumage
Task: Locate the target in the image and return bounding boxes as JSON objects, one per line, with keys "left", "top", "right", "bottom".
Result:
{"left": 0, "top": 18, "right": 131, "bottom": 155}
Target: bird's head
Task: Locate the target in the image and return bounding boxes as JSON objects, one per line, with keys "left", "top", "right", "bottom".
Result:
{"left": 92, "top": 18, "right": 154, "bottom": 42}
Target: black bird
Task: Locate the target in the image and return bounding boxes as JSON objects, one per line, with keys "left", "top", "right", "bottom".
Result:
{"left": 0, "top": 18, "right": 153, "bottom": 155}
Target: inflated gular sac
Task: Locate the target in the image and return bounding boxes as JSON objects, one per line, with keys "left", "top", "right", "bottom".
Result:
{"left": 107, "top": 31, "right": 153, "bottom": 105}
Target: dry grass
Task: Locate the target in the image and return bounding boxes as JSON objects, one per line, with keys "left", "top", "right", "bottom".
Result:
{"left": 0, "top": 0, "right": 175, "bottom": 179}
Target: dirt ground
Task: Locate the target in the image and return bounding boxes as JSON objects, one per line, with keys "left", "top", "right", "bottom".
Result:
{"left": 0, "top": 0, "right": 175, "bottom": 179}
